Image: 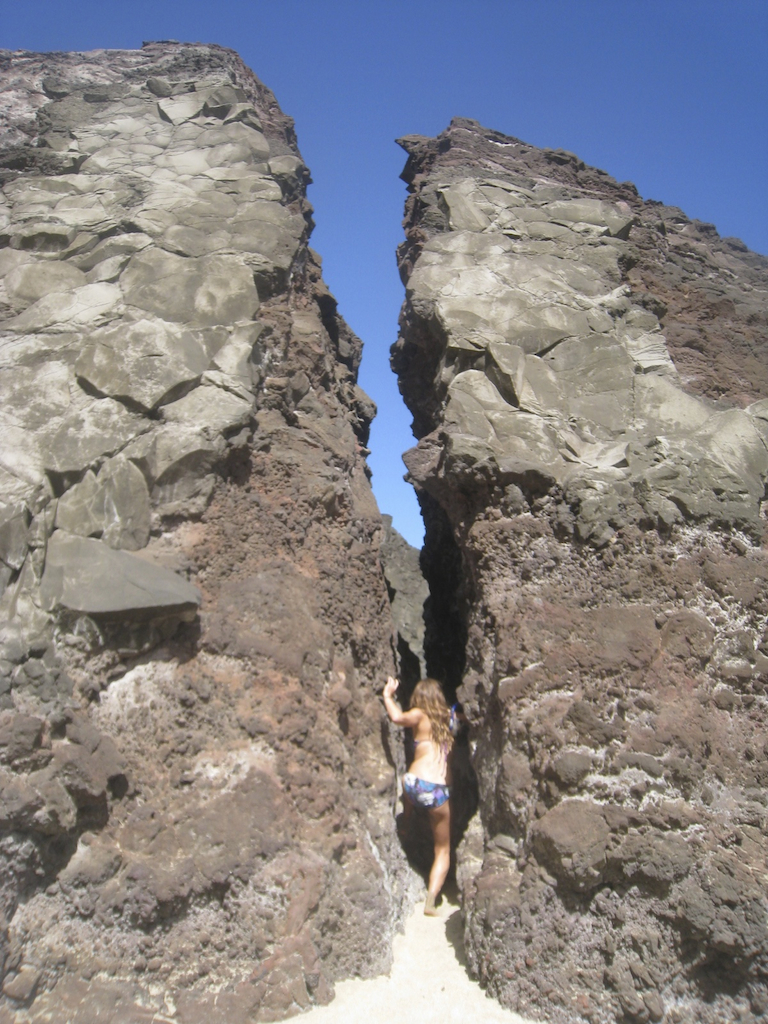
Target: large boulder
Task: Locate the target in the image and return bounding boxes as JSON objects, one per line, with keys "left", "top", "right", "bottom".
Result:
{"left": 54, "top": 456, "right": 151, "bottom": 550}
{"left": 75, "top": 317, "right": 210, "bottom": 411}
{"left": 119, "top": 249, "right": 260, "bottom": 326}
{"left": 0, "top": 42, "right": 410, "bottom": 1023}
{"left": 39, "top": 531, "right": 201, "bottom": 618}
{"left": 394, "top": 118, "right": 768, "bottom": 1024}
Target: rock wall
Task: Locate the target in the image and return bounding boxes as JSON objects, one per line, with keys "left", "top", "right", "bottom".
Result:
{"left": 0, "top": 43, "right": 413, "bottom": 1022}
{"left": 394, "top": 119, "right": 768, "bottom": 1024}
{"left": 379, "top": 515, "right": 428, "bottom": 686}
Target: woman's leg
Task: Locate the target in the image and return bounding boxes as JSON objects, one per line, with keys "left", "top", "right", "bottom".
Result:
{"left": 425, "top": 799, "right": 451, "bottom": 913}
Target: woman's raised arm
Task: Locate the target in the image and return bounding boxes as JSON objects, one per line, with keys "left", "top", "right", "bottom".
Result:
{"left": 382, "top": 676, "right": 422, "bottom": 728}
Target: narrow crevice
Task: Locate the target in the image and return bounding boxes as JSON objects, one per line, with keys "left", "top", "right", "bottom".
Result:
{"left": 418, "top": 492, "right": 466, "bottom": 702}
{"left": 414, "top": 494, "right": 478, "bottom": 853}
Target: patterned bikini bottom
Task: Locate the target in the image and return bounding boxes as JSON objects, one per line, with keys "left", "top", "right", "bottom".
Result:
{"left": 403, "top": 772, "right": 451, "bottom": 809}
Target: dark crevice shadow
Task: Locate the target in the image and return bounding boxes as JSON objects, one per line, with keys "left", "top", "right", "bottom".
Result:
{"left": 443, "top": 905, "right": 470, "bottom": 972}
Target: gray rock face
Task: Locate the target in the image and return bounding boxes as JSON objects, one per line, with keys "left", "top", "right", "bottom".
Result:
{"left": 39, "top": 531, "right": 201, "bottom": 617}
{"left": 394, "top": 119, "right": 768, "bottom": 1024}
{"left": 0, "top": 43, "right": 413, "bottom": 1023}
{"left": 120, "top": 249, "right": 261, "bottom": 325}
{"left": 54, "top": 456, "right": 151, "bottom": 549}
{"left": 0, "top": 39, "right": 312, "bottom": 651}
{"left": 379, "top": 516, "right": 428, "bottom": 681}
{"left": 396, "top": 126, "right": 768, "bottom": 546}
{"left": 74, "top": 317, "right": 210, "bottom": 412}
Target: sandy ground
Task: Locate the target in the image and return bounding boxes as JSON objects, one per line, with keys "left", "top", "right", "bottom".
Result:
{"left": 300, "top": 898, "right": 539, "bottom": 1024}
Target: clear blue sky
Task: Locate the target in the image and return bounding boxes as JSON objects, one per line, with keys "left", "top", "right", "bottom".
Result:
{"left": 4, "top": 1, "right": 767, "bottom": 547}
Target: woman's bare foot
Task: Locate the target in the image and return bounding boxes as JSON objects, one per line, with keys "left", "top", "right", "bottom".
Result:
{"left": 424, "top": 892, "right": 440, "bottom": 916}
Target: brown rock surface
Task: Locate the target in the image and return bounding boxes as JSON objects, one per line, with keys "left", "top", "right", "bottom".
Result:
{"left": 0, "top": 43, "right": 414, "bottom": 1021}
{"left": 379, "top": 515, "right": 429, "bottom": 685}
{"left": 394, "top": 119, "right": 768, "bottom": 1023}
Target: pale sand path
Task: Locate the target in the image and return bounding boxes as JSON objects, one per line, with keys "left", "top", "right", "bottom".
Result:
{"left": 300, "top": 898, "right": 539, "bottom": 1024}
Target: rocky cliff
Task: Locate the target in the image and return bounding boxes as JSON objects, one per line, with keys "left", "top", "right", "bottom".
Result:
{"left": 394, "top": 119, "right": 768, "bottom": 1024}
{"left": 0, "top": 42, "right": 415, "bottom": 1023}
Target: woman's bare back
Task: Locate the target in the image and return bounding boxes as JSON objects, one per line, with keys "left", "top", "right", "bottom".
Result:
{"left": 409, "top": 710, "right": 451, "bottom": 785}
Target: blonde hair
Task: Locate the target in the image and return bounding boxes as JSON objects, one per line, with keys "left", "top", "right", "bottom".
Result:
{"left": 410, "top": 678, "right": 453, "bottom": 751}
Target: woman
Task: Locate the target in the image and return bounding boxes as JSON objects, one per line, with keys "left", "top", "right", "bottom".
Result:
{"left": 383, "top": 675, "right": 453, "bottom": 915}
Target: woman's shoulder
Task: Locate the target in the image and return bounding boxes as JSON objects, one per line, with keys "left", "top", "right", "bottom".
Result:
{"left": 409, "top": 707, "right": 427, "bottom": 727}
